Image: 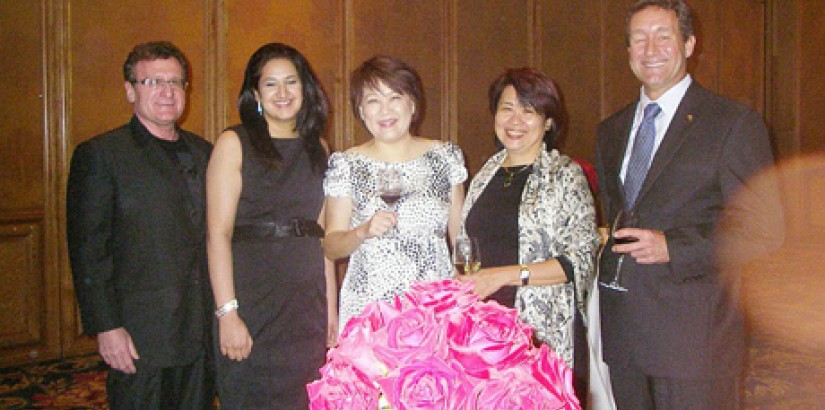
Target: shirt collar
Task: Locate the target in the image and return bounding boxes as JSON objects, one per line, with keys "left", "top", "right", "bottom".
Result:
{"left": 638, "top": 74, "right": 692, "bottom": 117}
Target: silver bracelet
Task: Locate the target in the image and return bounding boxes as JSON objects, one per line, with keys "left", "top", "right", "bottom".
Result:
{"left": 215, "top": 299, "right": 239, "bottom": 318}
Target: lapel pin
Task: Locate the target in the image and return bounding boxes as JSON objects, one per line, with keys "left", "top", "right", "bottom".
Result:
{"left": 687, "top": 114, "right": 693, "bottom": 122}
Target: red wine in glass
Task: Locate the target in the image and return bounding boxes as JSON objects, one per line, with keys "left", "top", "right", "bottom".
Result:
{"left": 600, "top": 209, "right": 639, "bottom": 292}
{"left": 380, "top": 193, "right": 402, "bottom": 207}
{"left": 377, "top": 168, "right": 403, "bottom": 209}
{"left": 613, "top": 236, "right": 639, "bottom": 245}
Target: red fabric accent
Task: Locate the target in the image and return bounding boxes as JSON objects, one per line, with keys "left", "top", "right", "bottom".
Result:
{"left": 573, "top": 157, "right": 598, "bottom": 196}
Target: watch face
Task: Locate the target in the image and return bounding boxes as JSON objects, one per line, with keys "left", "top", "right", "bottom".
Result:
{"left": 520, "top": 266, "right": 530, "bottom": 284}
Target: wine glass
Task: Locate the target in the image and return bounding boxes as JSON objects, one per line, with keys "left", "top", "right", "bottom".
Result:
{"left": 376, "top": 167, "right": 404, "bottom": 211}
{"left": 599, "top": 209, "right": 639, "bottom": 292}
{"left": 452, "top": 236, "right": 481, "bottom": 275}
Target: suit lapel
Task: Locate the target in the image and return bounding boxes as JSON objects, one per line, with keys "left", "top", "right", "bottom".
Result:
{"left": 605, "top": 106, "right": 636, "bottom": 210}
{"left": 635, "top": 84, "right": 703, "bottom": 206}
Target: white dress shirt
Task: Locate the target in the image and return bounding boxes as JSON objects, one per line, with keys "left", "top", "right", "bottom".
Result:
{"left": 620, "top": 74, "right": 693, "bottom": 182}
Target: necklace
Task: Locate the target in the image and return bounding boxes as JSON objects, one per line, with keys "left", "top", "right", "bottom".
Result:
{"left": 502, "top": 165, "right": 530, "bottom": 188}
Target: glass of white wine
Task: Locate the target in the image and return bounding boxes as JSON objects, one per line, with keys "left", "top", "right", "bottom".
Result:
{"left": 452, "top": 236, "right": 481, "bottom": 275}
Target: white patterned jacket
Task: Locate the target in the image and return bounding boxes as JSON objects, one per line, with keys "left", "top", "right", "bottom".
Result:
{"left": 460, "top": 145, "right": 600, "bottom": 366}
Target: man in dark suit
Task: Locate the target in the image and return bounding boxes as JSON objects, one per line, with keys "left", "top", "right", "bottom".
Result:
{"left": 67, "top": 41, "right": 214, "bottom": 409}
{"left": 594, "top": 1, "right": 782, "bottom": 408}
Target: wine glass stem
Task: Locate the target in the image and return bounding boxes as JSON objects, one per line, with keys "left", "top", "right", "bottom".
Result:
{"left": 613, "top": 255, "right": 625, "bottom": 285}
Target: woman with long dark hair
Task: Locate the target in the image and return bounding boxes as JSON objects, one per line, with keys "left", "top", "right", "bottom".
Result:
{"left": 206, "top": 43, "right": 336, "bottom": 409}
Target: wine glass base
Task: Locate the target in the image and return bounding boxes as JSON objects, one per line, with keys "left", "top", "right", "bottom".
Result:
{"left": 599, "top": 282, "right": 629, "bottom": 292}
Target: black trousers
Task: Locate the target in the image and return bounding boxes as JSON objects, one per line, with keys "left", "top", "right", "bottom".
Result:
{"left": 106, "top": 350, "right": 215, "bottom": 410}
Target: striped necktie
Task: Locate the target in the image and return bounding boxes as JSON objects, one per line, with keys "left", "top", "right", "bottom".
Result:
{"left": 623, "top": 102, "right": 661, "bottom": 209}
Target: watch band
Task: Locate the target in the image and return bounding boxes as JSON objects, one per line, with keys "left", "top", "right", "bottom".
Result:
{"left": 519, "top": 264, "right": 531, "bottom": 286}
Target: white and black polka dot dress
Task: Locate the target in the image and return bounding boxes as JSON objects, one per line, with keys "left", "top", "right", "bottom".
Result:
{"left": 324, "top": 142, "right": 467, "bottom": 329}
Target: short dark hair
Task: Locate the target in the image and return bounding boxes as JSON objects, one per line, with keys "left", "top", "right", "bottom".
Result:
{"left": 123, "top": 41, "right": 189, "bottom": 83}
{"left": 488, "top": 67, "right": 566, "bottom": 151}
{"left": 237, "top": 42, "right": 329, "bottom": 172}
{"left": 626, "top": 0, "right": 694, "bottom": 45}
{"left": 349, "top": 55, "right": 425, "bottom": 134}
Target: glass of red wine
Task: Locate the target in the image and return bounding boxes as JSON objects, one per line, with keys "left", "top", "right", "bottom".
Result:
{"left": 600, "top": 209, "right": 639, "bottom": 292}
{"left": 377, "top": 167, "right": 404, "bottom": 211}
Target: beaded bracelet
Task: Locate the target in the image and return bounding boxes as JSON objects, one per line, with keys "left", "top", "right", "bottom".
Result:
{"left": 215, "top": 299, "right": 239, "bottom": 318}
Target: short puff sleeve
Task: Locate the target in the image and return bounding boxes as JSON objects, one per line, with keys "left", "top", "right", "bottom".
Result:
{"left": 323, "top": 152, "right": 352, "bottom": 197}
{"left": 443, "top": 143, "right": 468, "bottom": 185}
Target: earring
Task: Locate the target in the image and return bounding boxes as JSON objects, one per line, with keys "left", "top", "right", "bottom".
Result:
{"left": 257, "top": 101, "right": 263, "bottom": 115}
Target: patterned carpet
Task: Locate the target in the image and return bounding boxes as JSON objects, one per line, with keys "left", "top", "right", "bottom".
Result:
{"left": 0, "top": 354, "right": 107, "bottom": 409}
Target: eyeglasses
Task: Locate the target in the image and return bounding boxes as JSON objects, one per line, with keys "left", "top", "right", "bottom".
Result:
{"left": 132, "top": 78, "right": 188, "bottom": 90}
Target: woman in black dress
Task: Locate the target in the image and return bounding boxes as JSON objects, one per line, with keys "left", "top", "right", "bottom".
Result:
{"left": 206, "top": 43, "right": 337, "bottom": 409}
{"left": 457, "top": 68, "right": 599, "bottom": 403}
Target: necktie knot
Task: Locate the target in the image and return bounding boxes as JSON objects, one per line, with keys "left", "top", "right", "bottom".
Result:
{"left": 643, "top": 103, "right": 661, "bottom": 120}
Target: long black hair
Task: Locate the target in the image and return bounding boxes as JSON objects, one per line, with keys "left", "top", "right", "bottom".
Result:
{"left": 238, "top": 43, "right": 329, "bottom": 172}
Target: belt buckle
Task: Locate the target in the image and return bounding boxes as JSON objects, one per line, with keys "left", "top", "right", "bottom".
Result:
{"left": 290, "top": 217, "right": 306, "bottom": 237}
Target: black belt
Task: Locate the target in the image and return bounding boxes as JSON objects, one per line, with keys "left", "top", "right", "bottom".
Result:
{"left": 233, "top": 218, "right": 324, "bottom": 241}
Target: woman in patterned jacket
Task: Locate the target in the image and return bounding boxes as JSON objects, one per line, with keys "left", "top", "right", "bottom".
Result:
{"left": 457, "top": 68, "right": 599, "bottom": 395}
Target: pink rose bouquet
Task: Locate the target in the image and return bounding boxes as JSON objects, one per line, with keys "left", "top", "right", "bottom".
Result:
{"left": 307, "top": 279, "right": 581, "bottom": 409}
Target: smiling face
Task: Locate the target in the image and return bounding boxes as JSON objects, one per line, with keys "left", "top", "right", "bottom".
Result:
{"left": 254, "top": 58, "right": 303, "bottom": 132}
{"left": 359, "top": 81, "right": 414, "bottom": 142}
{"left": 494, "top": 85, "right": 551, "bottom": 163}
{"left": 628, "top": 6, "right": 695, "bottom": 100}
{"left": 125, "top": 58, "right": 186, "bottom": 137}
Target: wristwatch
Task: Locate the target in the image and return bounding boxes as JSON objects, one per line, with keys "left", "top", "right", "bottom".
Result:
{"left": 519, "top": 264, "right": 531, "bottom": 286}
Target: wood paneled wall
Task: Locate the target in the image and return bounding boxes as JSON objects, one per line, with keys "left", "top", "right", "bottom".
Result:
{"left": 0, "top": 0, "right": 819, "bottom": 366}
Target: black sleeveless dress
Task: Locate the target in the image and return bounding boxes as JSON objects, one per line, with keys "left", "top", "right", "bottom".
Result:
{"left": 215, "top": 126, "right": 327, "bottom": 409}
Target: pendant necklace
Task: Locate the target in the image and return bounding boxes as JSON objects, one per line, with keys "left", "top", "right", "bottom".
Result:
{"left": 502, "top": 165, "right": 530, "bottom": 188}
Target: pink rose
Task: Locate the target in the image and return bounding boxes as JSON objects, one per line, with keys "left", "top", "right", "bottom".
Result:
{"left": 531, "top": 344, "right": 580, "bottom": 409}
{"left": 376, "top": 354, "right": 472, "bottom": 409}
{"left": 307, "top": 362, "right": 380, "bottom": 409}
{"left": 340, "top": 299, "right": 400, "bottom": 339}
{"left": 398, "top": 280, "right": 478, "bottom": 318}
{"left": 373, "top": 306, "right": 448, "bottom": 369}
{"left": 466, "top": 366, "right": 567, "bottom": 410}
{"left": 447, "top": 301, "right": 534, "bottom": 377}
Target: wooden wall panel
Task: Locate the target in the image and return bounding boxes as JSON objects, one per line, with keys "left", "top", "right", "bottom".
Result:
{"left": 455, "top": 0, "right": 532, "bottom": 173}
{"left": 798, "top": 1, "right": 825, "bottom": 154}
{"left": 0, "top": 218, "right": 52, "bottom": 365}
{"left": 350, "top": 1, "right": 448, "bottom": 146}
{"left": 0, "top": 2, "right": 60, "bottom": 367}
{"left": 68, "top": 0, "right": 208, "bottom": 144}
{"left": 0, "top": 3, "right": 44, "bottom": 211}
{"left": 541, "top": 1, "right": 605, "bottom": 163}
{"left": 767, "top": 0, "right": 825, "bottom": 248}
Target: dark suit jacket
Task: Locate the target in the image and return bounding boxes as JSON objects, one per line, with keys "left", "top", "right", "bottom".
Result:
{"left": 67, "top": 116, "right": 213, "bottom": 368}
{"left": 595, "top": 82, "right": 780, "bottom": 378}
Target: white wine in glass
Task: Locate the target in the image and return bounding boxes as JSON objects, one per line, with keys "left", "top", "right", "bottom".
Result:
{"left": 453, "top": 236, "right": 481, "bottom": 274}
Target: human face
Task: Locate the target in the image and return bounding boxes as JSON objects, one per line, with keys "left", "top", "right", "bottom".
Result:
{"left": 494, "top": 85, "right": 551, "bottom": 163}
{"left": 359, "top": 81, "right": 414, "bottom": 143}
{"left": 627, "top": 6, "right": 695, "bottom": 100}
{"left": 255, "top": 58, "right": 303, "bottom": 128}
{"left": 125, "top": 58, "right": 186, "bottom": 136}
